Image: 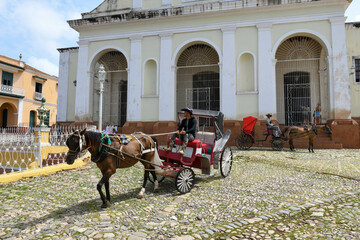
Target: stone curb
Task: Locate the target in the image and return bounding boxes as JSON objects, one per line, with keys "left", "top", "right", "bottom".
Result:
{"left": 0, "top": 152, "right": 91, "bottom": 184}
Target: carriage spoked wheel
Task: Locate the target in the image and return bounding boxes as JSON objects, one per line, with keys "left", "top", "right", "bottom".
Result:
{"left": 235, "top": 134, "right": 253, "bottom": 150}
{"left": 271, "top": 138, "right": 284, "bottom": 151}
{"left": 220, "top": 146, "right": 233, "bottom": 178}
{"left": 148, "top": 173, "right": 165, "bottom": 184}
{"left": 175, "top": 168, "right": 195, "bottom": 194}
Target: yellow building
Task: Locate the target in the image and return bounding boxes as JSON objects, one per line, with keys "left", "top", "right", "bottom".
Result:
{"left": 0, "top": 55, "right": 58, "bottom": 128}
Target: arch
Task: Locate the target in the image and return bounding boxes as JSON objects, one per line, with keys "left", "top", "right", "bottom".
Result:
{"left": 142, "top": 58, "right": 159, "bottom": 96}
{"left": 172, "top": 38, "right": 222, "bottom": 67}
{"left": 0, "top": 102, "right": 18, "bottom": 127}
{"left": 237, "top": 51, "right": 257, "bottom": 93}
{"left": 272, "top": 29, "right": 332, "bottom": 59}
{"left": 88, "top": 46, "right": 130, "bottom": 74}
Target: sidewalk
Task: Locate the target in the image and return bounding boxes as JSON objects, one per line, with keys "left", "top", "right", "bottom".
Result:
{"left": 0, "top": 149, "right": 359, "bottom": 239}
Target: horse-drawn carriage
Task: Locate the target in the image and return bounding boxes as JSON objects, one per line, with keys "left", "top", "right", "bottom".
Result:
{"left": 65, "top": 110, "right": 233, "bottom": 208}
{"left": 235, "top": 116, "right": 284, "bottom": 151}
{"left": 235, "top": 116, "right": 332, "bottom": 152}
{"left": 157, "top": 109, "right": 233, "bottom": 193}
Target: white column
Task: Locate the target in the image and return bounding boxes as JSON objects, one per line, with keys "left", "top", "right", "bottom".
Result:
{"left": 133, "top": 0, "right": 142, "bottom": 9}
{"left": 159, "top": 34, "right": 176, "bottom": 121}
{"left": 127, "top": 36, "right": 142, "bottom": 121}
{"left": 257, "top": 23, "right": 276, "bottom": 119}
{"left": 57, "top": 50, "right": 69, "bottom": 122}
{"left": 221, "top": 27, "right": 237, "bottom": 120}
{"left": 74, "top": 41, "right": 91, "bottom": 122}
{"left": 330, "top": 17, "right": 350, "bottom": 119}
{"left": 17, "top": 99, "right": 23, "bottom": 125}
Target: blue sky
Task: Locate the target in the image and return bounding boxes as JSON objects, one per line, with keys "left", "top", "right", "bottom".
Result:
{"left": 0, "top": 0, "right": 359, "bottom": 77}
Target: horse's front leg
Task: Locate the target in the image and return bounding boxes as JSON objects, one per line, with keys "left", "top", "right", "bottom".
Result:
{"left": 105, "top": 181, "right": 111, "bottom": 202}
{"left": 150, "top": 170, "right": 159, "bottom": 193}
{"left": 97, "top": 175, "right": 113, "bottom": 208}
{"left": 289, "top": 139, "right": 295, "bottom": 151}
{"left": 310, "top": 139, "right": 314, "bottom": 153}
{"left": 138, "top": 170, "right": 149, "bottom": 199}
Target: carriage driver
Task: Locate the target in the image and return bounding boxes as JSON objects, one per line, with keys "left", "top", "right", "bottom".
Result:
{"left": 165, "top": 107, "right": 197, "bottom": 155}
{"left": 266, "top": 113, "right": 282, "bottom": 137}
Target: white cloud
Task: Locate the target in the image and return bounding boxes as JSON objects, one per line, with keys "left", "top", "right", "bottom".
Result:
{"left": 28, "top": 56, "right": 59, "bottom": 76}
{"left": 0, "top": 0, "right": 83, "bottom": 76}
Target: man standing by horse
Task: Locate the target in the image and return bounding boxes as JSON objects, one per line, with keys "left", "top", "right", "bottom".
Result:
{"left": 165, "top": 107, "right": 197, "bottom": 155}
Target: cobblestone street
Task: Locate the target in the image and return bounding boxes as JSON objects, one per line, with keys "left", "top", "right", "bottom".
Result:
{"left": 1, "top": 148, "right": 360, "bottom": 239}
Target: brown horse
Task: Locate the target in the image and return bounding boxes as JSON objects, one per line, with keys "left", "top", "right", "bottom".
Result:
{"left": 65, "top": 129, "right": 162, "bottom": 208}
{"left": 282, "top": 124, "right": 332, "bottom": 153}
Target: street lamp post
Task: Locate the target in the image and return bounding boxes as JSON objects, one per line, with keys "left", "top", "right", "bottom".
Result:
{"left": 98, "top": 64, "right": 106, "bottom": 132}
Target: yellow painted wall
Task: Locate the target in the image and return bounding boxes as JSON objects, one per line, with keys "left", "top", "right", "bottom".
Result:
{"left": 87, "top": 39, "right": 131, "bottom": 64}
{"left": 0, "top": 55, "right": 58, "bottom": 126}
{"left": 347, "top": 25, "right": 360, "bottom": 117}
{"left": 236, "top": 94, "right": 258, "bottom": 119}
{"left": 172, "top": 30, "right": 222, "bottom": 61}
{"left": 142, "top": 36, "right": 160, "bottom": 61}
{"left": 143, "top": 0, "right": 162, "bottom": 9}
{"left": 141, "top": 97, "right": 159, "bottom": 120}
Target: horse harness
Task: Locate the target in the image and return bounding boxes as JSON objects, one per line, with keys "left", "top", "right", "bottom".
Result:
{"left": 67, "top": 131, "right": 91, "bottom": 157}
{"left": 97, "top": 132, "right": 159, "bottom": 168}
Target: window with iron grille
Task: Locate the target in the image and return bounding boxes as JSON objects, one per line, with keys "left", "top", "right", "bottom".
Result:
{"left": 355, "top": 58, "right": 360, "bottom": 83}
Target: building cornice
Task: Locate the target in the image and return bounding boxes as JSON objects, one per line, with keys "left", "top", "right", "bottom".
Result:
{"left": 0, "top": 60, "right": 25, "bottom": 72}
{"left": 57, "top": 47, "right": 79, "bottom": 53}
{"left": 78, "top": 12, "right": 344, "bottom": 43}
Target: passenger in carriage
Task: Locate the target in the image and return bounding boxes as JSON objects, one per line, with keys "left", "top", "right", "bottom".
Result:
{"left": 165, "top": 107, "right": 197, "bottom": 155}
{"left": 266, "top": 113, "right": 282, "bottom": 138}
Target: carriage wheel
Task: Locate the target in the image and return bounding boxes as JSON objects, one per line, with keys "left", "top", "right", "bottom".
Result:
{"left": 148, "top": 173, "right": 165, "bottom": 184}
{"left": 175, "top": 168, "right": 195, "bottom": 194}
{"left": 271, "top": 138, "right": 284, "bottom": 151}
{"left": 220, "top": 146, "right": 233, "bottom": 178}
{"left": 235, "top": 134, "right": 253, "bottom": 150}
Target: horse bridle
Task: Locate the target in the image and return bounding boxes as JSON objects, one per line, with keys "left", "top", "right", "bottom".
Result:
{"left": 66, "top": 131, "right": 88, "bottom": 157}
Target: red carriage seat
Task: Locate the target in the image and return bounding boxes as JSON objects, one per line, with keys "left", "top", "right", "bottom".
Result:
{"left": 201, "top": 144, "right": 213, "bottom": 154}
{"left": 172, "top": 138, "right": 202, "bottom": 149}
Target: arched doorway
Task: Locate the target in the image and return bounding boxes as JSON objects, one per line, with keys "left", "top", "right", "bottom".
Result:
{"left": 92, "top": 51, "right": 128, "bottom": 128}
{"left": 176, "top": 44, "right": 220, "bottom": 112}
{"left": 275, "top": 36, "right": 328, "bottom": 125}
{"left": 2, "top": 109, "right": 7, "bottom": 128}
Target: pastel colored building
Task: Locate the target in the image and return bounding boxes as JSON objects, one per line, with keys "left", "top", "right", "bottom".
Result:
{"left": 58, "top": 0, "right": 359, "bottom": 147}
{"left": 0, "top": 55, "right": 58, "bottom": 127}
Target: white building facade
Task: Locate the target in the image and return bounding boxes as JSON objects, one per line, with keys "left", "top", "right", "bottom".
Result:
{"left": 58, "top": 0, "right": 353, "bottom": 133}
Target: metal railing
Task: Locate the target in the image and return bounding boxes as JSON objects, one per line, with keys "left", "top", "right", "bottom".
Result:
{"left": 0, "top": 84, "right": 25, "bottom": 97}
{"left": 0, "top": 123, "right": 91, "bottom": 174}
{"left": 34, "top": 92, "right": 43, "bottom": 101}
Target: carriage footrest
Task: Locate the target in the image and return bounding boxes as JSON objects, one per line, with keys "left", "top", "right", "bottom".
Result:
{"left": 200, "top": 156, "right": 210, "bottom": 175}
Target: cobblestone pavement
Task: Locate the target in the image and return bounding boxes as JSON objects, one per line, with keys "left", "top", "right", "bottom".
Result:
{"left": 0, "top": 148, "right": 360, "bottom": 239}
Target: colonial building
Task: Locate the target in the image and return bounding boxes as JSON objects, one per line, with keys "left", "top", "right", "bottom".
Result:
{"left": 58, "top": 0, "right": 359, "bottom": 147}
{"left": 0, "top": 55, "right": 58, "bottom": 127}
